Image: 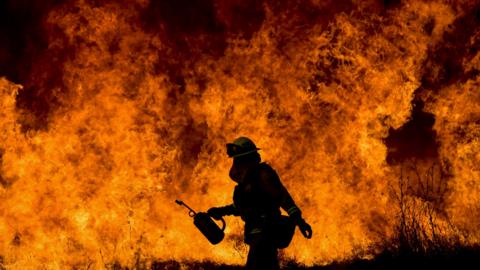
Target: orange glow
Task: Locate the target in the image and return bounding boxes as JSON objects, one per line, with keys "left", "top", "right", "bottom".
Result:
{"left": 0, "top": 0, "right": 479, "bottom": 268}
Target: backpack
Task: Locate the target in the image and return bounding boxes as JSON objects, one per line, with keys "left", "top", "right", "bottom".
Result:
{"left": 273, "top": 215, "right": 296, "bottom": 249}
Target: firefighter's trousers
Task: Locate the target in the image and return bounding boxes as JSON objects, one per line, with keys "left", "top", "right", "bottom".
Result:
{"left": 246, "top": 232, "right": 279, "bottom": 270}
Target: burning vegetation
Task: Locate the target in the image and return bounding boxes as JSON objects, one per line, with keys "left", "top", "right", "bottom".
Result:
{"left": 1, "top": 0, "right": 480, "bottom": 269}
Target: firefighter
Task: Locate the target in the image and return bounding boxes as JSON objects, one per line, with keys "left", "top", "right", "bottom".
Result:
{"left": 208, "top": 137, "right": 312, "bottom": 270}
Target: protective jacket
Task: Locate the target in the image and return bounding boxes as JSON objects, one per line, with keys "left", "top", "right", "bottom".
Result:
{"left": 222, "top": 162, "right": 301, "bottom": 243}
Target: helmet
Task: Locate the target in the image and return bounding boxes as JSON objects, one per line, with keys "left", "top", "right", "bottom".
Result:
{"left": 226, "top": 136, "right": 260, "bottom": 158}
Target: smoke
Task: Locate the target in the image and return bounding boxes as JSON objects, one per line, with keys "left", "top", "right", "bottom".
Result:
{"left": 1, "top": 0, "right": 480, "bottom": 268}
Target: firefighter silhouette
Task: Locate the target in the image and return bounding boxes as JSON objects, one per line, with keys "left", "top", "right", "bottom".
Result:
{"left": 208, "top": 137, "right": 312, "bottom": 270}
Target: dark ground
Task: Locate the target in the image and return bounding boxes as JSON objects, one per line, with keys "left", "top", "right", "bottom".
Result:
{"left": 148, "top": 244, "right": 480, "bottom": 270}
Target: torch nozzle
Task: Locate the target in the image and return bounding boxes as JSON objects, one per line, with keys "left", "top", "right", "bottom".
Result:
{"left": 175, "top": 199, "right": 196, "bottom": 217}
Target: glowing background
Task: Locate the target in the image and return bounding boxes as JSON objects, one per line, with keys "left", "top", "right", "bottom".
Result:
{"left": 0, "top": 0, "right": 479, "bottom": 268}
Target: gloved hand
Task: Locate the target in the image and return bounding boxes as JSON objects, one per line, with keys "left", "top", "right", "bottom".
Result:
{"left": 290, "top": 211, "right": 313, "bottom": 239}
{"left": 207, "top": 207, "right": 225, "bottom": 220}
{"left": 298, "top": 219, "right": 313, "bottom": 239}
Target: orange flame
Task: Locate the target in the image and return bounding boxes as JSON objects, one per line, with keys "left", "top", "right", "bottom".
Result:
{"left": 1, "top": 0, "right": 480, "bottom": 268}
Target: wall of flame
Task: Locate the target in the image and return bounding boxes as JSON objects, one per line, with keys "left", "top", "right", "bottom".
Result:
{"left": 0, "top": 0, "right": 480, "bottom": 268}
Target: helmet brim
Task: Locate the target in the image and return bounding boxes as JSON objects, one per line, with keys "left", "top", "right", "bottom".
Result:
{"left": 230, "top": 148, "right": 260, "bottom": 158}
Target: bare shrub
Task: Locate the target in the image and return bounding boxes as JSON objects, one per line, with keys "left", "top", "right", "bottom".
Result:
{"left": 389, "top": 162, "right": 466, "bottom": 257}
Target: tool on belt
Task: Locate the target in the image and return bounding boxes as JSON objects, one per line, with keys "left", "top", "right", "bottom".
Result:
{"left": 175, "top": 199, "right": 226, "bottom": 245}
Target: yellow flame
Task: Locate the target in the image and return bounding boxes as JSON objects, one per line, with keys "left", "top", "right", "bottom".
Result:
{"left": 0, "top": 0, "right": 479, "bottom": 269}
